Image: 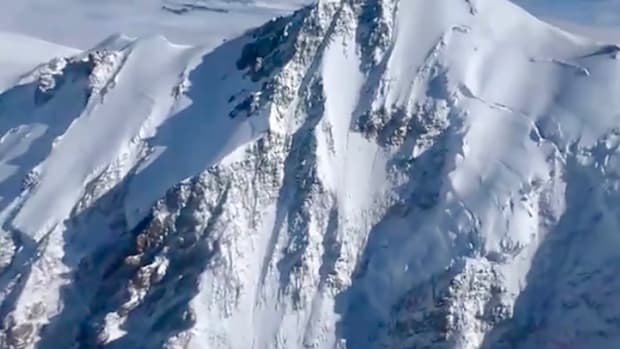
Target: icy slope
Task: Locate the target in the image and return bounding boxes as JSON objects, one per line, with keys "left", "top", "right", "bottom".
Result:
{"left": 2, "top": 0, "right": 620, "bottom": 348}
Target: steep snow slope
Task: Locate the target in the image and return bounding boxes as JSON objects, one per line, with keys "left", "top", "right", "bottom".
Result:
{"left": 546, "top": 19, "right": 620, "bottom": 43}
{"left": 2, "top": 0, "right": 620, "bottom": 348}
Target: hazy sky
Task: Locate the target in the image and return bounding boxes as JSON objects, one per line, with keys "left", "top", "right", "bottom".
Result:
{"left": 1, "top": 0, "right": 620, "bottom": 49}
{"left": 514, "top": 0, "right": 620, "bottom": 26}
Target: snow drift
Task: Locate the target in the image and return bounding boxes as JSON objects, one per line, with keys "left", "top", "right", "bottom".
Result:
{"left": 1, "top": 0, "right": 620, "bottom": 348}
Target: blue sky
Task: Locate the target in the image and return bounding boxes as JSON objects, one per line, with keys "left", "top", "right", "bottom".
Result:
{"left": 514, "top": 0, "right": 620, "bottom": 26}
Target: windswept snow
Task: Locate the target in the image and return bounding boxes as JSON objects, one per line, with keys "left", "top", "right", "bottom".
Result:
{"left": 2, "top": 0, "right": 620, "bottom": 348}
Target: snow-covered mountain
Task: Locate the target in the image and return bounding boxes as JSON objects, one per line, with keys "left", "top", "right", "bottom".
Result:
{"left": 2, "top": 0, "right": 620, "bottom": 348}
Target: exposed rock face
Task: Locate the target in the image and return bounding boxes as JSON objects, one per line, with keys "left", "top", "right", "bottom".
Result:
{"left": 2, "top": 0, "right": 620, "bottom": 348}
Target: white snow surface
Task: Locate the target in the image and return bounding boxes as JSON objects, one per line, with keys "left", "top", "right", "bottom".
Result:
{"left": 1, "top": 0, "right": 620, "bottom": 348}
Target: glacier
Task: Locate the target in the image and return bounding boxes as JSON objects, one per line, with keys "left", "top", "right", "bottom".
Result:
{"left": 1, "top": 0, "right": 620, "bottom": 348}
